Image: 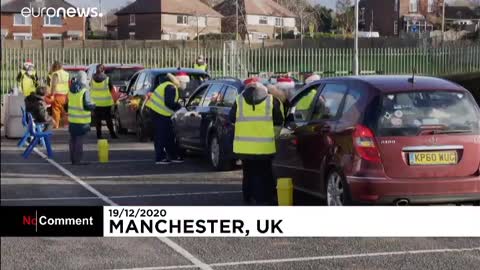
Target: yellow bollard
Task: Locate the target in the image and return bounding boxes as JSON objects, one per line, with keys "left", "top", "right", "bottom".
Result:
{"left": 276, "top": 178, "right": 293, "bottom": 206}
{"left": 98, "top": 139, "right": 109, "bottom": 163}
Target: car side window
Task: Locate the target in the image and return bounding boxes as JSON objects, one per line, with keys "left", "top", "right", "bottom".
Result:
{"left": 340, "top": 87, "right": 363, "bottom": 124}
{"left": 312, "top": 83, "right": 348, "bottom": 120}
{"left": 126, "top": 74, "right": 139, "bottom": 95}
{"left": 133, "top": 72, "right": 147, "bottom": 93}
{"left": 142, "top": 73, "right": 153, "bottom": 90}
{"left": 289, "top": 85, "right": 320, "bottom": 123}
{"left": 187, "top": 85, "right": 209, "bottom": 108}
{"left": 201, "top": 84, "right": 224, "bottom": 107}
{"left": 218, "top": 86, "right": 238, "bottom": 107}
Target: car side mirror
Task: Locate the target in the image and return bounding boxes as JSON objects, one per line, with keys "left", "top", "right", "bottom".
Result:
{"left": 179, "top": 99, "right": 186, "bottom": 107}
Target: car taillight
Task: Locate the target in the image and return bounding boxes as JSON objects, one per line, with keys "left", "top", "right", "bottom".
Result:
{"left": 353, "top": 125, "right": 381, "bottom": 163}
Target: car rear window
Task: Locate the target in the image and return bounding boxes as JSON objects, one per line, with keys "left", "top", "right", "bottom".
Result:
{"left": 375, "top": 91, "right": 480, "bottom": 136}
{"left": 105, "top": 68, "right": 142, "bottom": 82}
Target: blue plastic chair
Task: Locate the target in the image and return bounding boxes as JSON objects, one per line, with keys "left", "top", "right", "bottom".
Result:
{"left": 22, "top": 113, "right": 53, "bottom": 159}
{"left": 18, "top": 107, "right": 45, "bottom": 148}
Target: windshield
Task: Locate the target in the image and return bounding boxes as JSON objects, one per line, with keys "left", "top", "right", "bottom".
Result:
{"left": 105, "top": 68, "right": 142, "bottom": 82}
{"left": 375, "top": 91, "right": 480, "bottom": 136}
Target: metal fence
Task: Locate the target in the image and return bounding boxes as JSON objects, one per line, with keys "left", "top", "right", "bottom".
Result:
{"left": 2, "top": 45, "right": 480, "bottom": 94}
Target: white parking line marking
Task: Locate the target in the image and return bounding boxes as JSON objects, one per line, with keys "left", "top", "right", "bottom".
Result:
{"left": 1, "top": 191, "right": 241, "bottom": 202}
{"left": 210, "top": 247, "right": 480, "bottom": 267}
{"left": 33, "top": 148, "right": 214, "bottom": 270}
{"left": 110, "top": 247, "right": 480, "bottom": 270}
{"left": 82, "top": 172, "right": 241, "bottom": 181}
{"left": 110, "top": 264, "right": 197, "bottom": 270}
{"left": 1, "top": 159, "right": 153, "bottom": 166}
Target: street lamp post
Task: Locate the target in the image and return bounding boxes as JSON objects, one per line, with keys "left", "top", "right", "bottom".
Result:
{"left": 442, "top": 0, "right": 446, "bottom": 42}
{"left": 236, "top": 0, "right": 239, "bottom": 41}
{"left": 353, "top": 0, "right": 359, "bottom": 75}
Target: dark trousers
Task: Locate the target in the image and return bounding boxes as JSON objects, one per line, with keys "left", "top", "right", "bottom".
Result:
{"left": 152, "top": 112, "right": 178, "bottom": 161}
{"left": 94, "top": 106, "right": 115, "bottom": 138}
{"left": 69, "top": 135, "right": 84, "bottom": 164}
{"left": 242, "top": 159, "right": 275, "bottom": 205}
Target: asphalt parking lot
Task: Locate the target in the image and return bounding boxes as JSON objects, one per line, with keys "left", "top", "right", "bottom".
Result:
{"left": 1, "top": 128, "right": 479, "bottom": 270}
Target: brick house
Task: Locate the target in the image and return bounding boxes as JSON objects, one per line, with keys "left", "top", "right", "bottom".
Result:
{"left": 115, "top": 0, "right": 223, "bottom": 40}
{"left": 359, "top": 0, "right": 444, "bottom": 36}
{"left": 0, "top": 0, "right": 85, "bottom": 40}
{"left": 215, "top": 0, "right": 297, "bottom": 40}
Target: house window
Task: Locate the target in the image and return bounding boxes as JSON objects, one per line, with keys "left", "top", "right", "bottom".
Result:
{"left": 43, "top": 33, "right": 63, "bottom": 40}
{"left": 14, "top": 14, "right": 31, "bottom": 26}
{"left": 44, "top": 15, "right": 63, "bottom": 26}
{"left": 428, "top": 0, "right": 434, "bottom": 13}
{"left": 259, "top": 16, "right": 268, "bottom": 25}
{"left": 177, "top": 15, "right": 188, "bottom": 25}
{"left": 275, "top": 17, "right": 283, "bottom": 27}
{"left": 129, "top": 32, "right": 135, "bottom": 40}
{"left": 394, "top": 21, "right": 398, "bottom": 35}
{"left": 13, "top": 33, "right": 32, "bottom": 40}
{"left": 409, "top": 0, "right": 418, "bottom": 13}
{"left": 129, "top": 14, "right": 135, "bottom": 25}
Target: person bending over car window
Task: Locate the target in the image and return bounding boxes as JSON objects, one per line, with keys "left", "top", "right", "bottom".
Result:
{"left": 146, "top": 73, "right": 184, "bottom": 165}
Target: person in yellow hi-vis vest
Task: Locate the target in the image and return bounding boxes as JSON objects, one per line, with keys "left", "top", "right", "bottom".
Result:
{"left": 90, "top": 64, "right": 118, "bottom": 139}
{"left": 193, "top": 55, "right": 208, "bottom": 72}
{"left": 68, "top": 71, "right": 95, "bottom": 165}
{"left": 145, "top": 73, "right": 184, "bottom": 165}
{"left": 49, "top": 61, "right": 70, "bottom": 128}
{"left": 229, "top": 78, "right": 285, "bottom": 205}
{"left": 16, "top": 60, "right": 38, "bottom": 96}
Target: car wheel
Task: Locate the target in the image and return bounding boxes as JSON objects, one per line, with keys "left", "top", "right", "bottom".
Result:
{"left": 114, "top": 109, "right": 128, "bottom": 135}
{"left": 209, "top": 134, "right": 233, "bottom": 171}
{"left": 326, "top": 169, "right": 351, "bottom": 206}
{"left": 136, "top": 114, "right": 148, "bottom": 142}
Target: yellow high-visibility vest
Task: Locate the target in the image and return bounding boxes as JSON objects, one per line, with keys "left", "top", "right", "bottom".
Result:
{"left": 296, "top": 90, "right": 317, "bottom": 111}
{"left": 146, "top": 81, "right": 178, "bottom": 117}
{"left": 52, "top": 69, "right": 70, "bottom": 95}
{"left": 194, "top": 63, "right": 207, "bottom": 71}
{"left": 233, "top": 95, "right": 276, "bottom": 155}
{"left": 90, "top": 77, "right": 113, "bottom": 107}
{"left": 20, "top": 70, "right": 36, "bottom": 96}
{"left": 68, "top": 88, "right": 91, "bottom": 124}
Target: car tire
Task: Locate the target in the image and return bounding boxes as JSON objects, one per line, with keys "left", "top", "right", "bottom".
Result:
{"left": 136, "top": 114, "right": 148, "bottom": 142}
{"left": 209, "top": 133, "right": 233, "bottom": 171}
{"left": 114, "top": 109, "right": 128, "bottom": 135}
{"left": 325, "top": 169, "right": 352, "bottom": 206}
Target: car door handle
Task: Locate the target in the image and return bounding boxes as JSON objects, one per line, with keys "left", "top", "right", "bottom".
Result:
{"left": 315, "top": 125, "right": 331, "bottom": 133}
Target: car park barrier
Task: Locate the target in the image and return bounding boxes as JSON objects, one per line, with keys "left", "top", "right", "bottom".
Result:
{"left": 98, "top": 139, "right": 109, "bottom": 163}
{"left": 277, "top": 178, "right": 294, "bottom": 206}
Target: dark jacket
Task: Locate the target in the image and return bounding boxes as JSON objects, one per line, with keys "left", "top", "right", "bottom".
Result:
{"left": 68, "top": 82, "right": 96, "bottom": 137}
{"left": 25, "top": 94, "right": 50, "bottom": 124}
{"left": 229, "top": 86, "right": 284, "bottom": 160}
{"left": 92, "top": 73, "right": 114, "bottom": 92}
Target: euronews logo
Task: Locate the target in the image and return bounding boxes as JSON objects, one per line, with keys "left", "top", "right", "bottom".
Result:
{"left": 21, "top": 6, "right": 103, "bottom": 18}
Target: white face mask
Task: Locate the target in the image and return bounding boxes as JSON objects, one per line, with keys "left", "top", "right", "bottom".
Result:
{"left": 27, "top": 70, "right": 34, "bottom": 76}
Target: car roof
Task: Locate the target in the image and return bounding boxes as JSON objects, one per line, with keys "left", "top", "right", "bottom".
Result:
{"left": 206, "top": 78, "right": 244, "bottom": 90}
{"left": 322, "top": 75, "right": 465, "bottom": 93}
{"left": 145, "top": 68, "right": 210, "bottom": 76}
{"left": 88, "top": 63, "right": 144, "bottom": 69}
{"left": 63, "top": 65, "right": 86, "bottom": 70}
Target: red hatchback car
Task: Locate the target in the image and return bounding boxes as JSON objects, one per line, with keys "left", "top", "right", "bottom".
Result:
{"left": 274, "top": 76, "right": 480, "bottom": 206}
